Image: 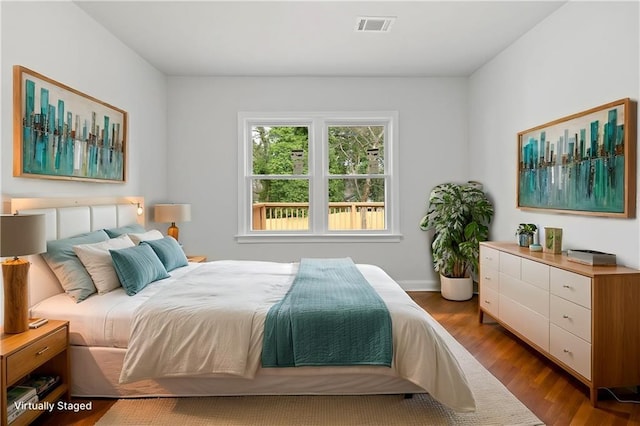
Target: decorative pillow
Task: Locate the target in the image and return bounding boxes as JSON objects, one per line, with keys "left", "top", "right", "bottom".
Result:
{"left": 141, "top": 237, "right": 188, "bottom": 272}
{"left": 109, "top": 244, "right": 170, "bottom": 296}
{"left": 127, "top": 229, "right": 164, "bottom": 245}
{"left": 41, "top": 230, "right": 110, "bottom": 302}
{"left": 73, "top": 235, "right": 135, "bottom": 294}
{"left": 104, "top": 223, "right": 146, "bottom": 238}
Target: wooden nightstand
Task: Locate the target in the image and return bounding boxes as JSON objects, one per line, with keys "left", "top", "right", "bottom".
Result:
{"left": 1, "top": 320, "right": 70, "bottom": 426}
{"left": 187, "top": 255, "right": 207, "bottom": 263}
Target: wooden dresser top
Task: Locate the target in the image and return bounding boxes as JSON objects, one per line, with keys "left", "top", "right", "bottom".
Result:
{"left": 481, "top": 241, "right": 640, "bottom": 277}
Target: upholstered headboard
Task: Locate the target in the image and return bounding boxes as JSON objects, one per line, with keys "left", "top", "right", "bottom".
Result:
{"left": 5, "top": 197, "right": 145, "bottom": 307}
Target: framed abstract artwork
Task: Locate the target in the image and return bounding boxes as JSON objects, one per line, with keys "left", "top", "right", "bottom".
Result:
{"left": 517, "top": 98, "right": 636, "bottom": 218}
{"left": 13, "top": 65, "right": 128, "bottom": 183}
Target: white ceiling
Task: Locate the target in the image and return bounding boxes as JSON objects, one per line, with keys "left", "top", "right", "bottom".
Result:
{"left": 75, "top": 1, "right": 567, "bottom": 77}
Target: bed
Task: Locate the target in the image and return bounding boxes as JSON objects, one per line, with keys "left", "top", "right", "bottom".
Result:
{"left": 12, "top": 197, "right": 476, "bottom": 412}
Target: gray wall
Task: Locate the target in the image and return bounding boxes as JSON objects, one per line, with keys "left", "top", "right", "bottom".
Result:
{"left": 167, "top": 77, "right": 469, "bottom": 288}
{"left": 469, "top": 1, "right": 640, "bottom": 268}
{"left": 0, "top": 1, "right": 169, "bottom": 214}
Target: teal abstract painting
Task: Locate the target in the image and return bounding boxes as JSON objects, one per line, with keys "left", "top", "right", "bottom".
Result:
{"left": 517, "top": 99, "right": 636, "bottom": 218}
{"left": 14, "top": 66, "right": 127, "bottom": 183}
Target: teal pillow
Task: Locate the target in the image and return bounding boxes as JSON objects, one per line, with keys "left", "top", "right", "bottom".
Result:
{"left": 42, "top": 230, "right": 110, "bottom": 302}
{"left": 104, "top": 223, "right": 146, "bottom": 238}
{"left": 109, "top": 244, "right": 170, "bottom": 296}
{"left": 141, "top": 237, "right": 188, "bottom": 271}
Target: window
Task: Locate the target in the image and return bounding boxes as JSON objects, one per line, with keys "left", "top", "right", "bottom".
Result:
{"left": 237, "top": 112, "right": 400, "bottom": 242}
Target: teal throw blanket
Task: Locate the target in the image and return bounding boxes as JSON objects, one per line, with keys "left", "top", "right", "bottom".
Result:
{"left": 262, "top": 258, "right": 392, "bottom": 367}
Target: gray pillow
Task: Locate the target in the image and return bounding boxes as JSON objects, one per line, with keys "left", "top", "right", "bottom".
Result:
{"left": 42, "top": 230, "right": 110, "bottom": 302}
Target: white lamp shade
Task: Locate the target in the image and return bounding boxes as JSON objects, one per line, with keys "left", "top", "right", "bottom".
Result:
{"left": 0, "top": 214, "right": 47, "bottom": 257}
{"left": 154, "top": 204, "right": 192, "bottom": 223}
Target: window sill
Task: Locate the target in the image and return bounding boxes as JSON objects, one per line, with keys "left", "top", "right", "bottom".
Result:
{"left": 235, "top": 233, "right": 403, "bottom": 244}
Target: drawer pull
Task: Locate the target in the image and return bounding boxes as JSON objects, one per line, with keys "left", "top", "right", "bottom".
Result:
{"left": 562, "top": 284, "right": 572, "bottom": 289}
{"left": 484, "top": 277, "right": 491, "bottom": 280}
{"left": 484, "top": 300, "right": 491, "bottom": 304}
{"left": 563, "top": 349, "right": 572, "bottom": 354}
{"left": 36, "top": 346, "right": 50, "bottom": 356}
{"left": 562, "top": 314, "right": 570, "bottom": 319}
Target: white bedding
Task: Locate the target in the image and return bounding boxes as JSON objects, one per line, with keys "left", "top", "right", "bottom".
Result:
{"left": 123, "top": 260, "right": 475, "bottom": 411}
{"left": 32, "top": 259, "right": 476, "bottom": 412}
{"left": 31, "top": 263, "right": 202, "bottom": 347}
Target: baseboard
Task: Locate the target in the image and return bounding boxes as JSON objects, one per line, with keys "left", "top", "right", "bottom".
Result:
{"left": 397, "top": 280, "right": 439, "bottom": 292}
{"left": 397, "top": 280, "right": 480, "bottom": 295}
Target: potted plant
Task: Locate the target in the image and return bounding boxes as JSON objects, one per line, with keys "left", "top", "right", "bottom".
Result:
{"left": 419, "top": 182, "right": 494, "bottom": 301}
{"left": 515, "top": 223, "right": 537, "bottom": 247}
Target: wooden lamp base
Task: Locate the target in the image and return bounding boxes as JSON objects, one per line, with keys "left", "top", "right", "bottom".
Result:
{"left": 2, "top": 258, "right": 30, "bottom": 334}
{"left": 167, "top": 222, "right": 180, "bottom": 241}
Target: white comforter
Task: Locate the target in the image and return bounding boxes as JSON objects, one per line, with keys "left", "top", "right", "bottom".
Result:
{"left": 119, "top": 260, "right": 476, "bottom": 412}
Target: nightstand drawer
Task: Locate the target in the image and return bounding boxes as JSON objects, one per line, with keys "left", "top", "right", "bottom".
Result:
{"left": 7, "top": 326, "right": 67, "bottom": 384}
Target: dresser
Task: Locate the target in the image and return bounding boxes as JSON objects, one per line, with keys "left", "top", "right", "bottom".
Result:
{"left": 479, "top": 241, "right": 640, "bottom": 405}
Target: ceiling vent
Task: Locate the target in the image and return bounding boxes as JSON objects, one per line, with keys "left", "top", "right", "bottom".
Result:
{"left": 355, "top": 16, "right": 396, "bottom": 33}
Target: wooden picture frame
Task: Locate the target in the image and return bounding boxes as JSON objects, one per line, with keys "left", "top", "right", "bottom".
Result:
{"left": 13, "top": 66, "right": 127, "bottom": 183}
{"left": 517, "top": 98, "right": 636, "bottom": 218}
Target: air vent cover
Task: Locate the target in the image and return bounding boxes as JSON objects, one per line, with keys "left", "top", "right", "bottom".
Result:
{"left": 355, "top": 16, "right": 396, "bottom": 33}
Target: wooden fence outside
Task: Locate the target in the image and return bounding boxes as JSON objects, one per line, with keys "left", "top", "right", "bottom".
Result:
{"left": 252, "top": 202, "right": 385, "bottom": 230}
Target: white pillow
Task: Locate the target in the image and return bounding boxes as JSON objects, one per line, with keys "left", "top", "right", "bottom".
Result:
{"left": 73, "top": 235, "right": 135, "bottom": 294}
{"left": 127, "top": 229, "right": 164, "bottom": 245}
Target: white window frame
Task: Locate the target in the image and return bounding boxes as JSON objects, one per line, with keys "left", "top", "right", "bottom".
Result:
{"left": 236, "top": 111, "right": 401, "bottom": 243}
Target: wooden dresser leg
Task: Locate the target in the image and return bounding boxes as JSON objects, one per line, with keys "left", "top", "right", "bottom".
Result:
{"left": 478, "top": 309, "right": 484, "bottom": 323}
{"left": 590, "top": 386, "right": 598, "bottom": 407}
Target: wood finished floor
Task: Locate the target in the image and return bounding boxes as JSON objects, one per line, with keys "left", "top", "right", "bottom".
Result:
{"left": 32, "top": 292, "right": 640, "bottom": 425}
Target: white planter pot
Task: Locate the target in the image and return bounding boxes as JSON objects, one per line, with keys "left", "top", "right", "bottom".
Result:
{"left": 440, "top": 274, "right": 473, "bottom": 301}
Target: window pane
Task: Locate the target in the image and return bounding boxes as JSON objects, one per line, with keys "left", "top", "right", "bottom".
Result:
{"left": 252, "top": 179, "right": 309, "bottom": 231}
{"left": 328, "top": 126, "right": 384, "bottom": 175}
{"left": 328, "top": 178, "right": 385, "bottom": 230}
{"left": 252, "top": 126, "right": 308, "bottom": 175}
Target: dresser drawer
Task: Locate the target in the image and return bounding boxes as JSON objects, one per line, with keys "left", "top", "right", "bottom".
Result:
{"left": 500, "top": 295, "right": 549, "bottom": 351}
{"left": 7, "top": 326, "right": 67, "bottom": 385}
{"left": 480, "top": 246, "right": 500, "bottom": 270}
{"left": 501, "top": 272, "right": 549, "bottom": 317}
{"left": 480, "top": 265, "right": 499, "bottom": 291}
{"left": 480, "top": 286, "right": 500, "bottom": 318}
{"left": 550, "top": 324, "right": 591, "bottom": 380}
{"left": 521, "top": 258, "right": 549, "bottom": 291}
{"left": 550, "top": 268, "right": 591, "bottom": 308}
{"left": 550, "top": 295, "right": 592, "bottom": 342}
{"left": 499, "top": 252, "right": 521, "bottom": 279}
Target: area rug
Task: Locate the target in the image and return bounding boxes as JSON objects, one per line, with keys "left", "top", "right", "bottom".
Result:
{"left": 96, "top": 328, "right": 543, "bottom": 425}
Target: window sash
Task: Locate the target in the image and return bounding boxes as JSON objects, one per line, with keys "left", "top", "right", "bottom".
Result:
{"left": 238, "top": 111, "right": 399, "bottom": 240}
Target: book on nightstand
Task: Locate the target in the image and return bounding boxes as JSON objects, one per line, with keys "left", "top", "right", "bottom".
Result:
{"left": 21, "top": 375, "right": 60, "bottom": 399}
{"left": 7, "top": 386, "right": 38, "bottom": 424}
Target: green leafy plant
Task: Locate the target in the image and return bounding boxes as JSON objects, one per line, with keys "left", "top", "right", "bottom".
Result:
{"left": 515, "top": 223, "right": 537, "bottom": 236}
{"left": 419, "top": 182, "right": 494, "bottom": 278}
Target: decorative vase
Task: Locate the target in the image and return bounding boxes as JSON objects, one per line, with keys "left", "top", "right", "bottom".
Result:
{"left": 440, "top": 274, "right": 473, "bottom": 301}
{"left": 518, "top": 234, "right": 534, "bottom": 247}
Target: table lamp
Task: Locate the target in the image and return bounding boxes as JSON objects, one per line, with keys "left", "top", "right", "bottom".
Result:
{"left": 1, "top": 214, "right": 46, "bottom": 334}
{"left": 154, "top": 204, "right": 191, "bottom": 241}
